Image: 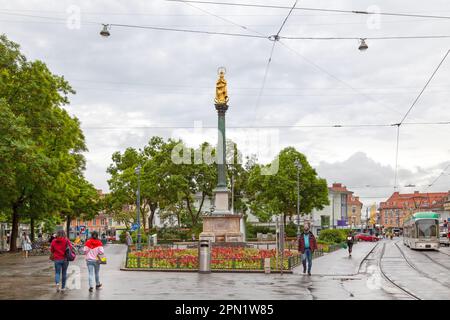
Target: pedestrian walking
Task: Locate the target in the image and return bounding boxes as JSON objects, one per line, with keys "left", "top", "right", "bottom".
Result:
{"left": 84, "top": 231, "right": 105, "bottom": 292}
{"left": 125, "top": 232, "right": 133, "bottom": 247}
{"left": 21, "top": 232, "right": 32, "bottom": 258}
{"left": 50, "top": 230, "right": 73, "bottom": 292}
{"left": 346, "top": 231, "right": 355, "bottom": 257}
{"left": 298, "top": 222, "right": 317, "bottom": 276}
{"left": 48, "top": 233, "right": 56, "bottom": 244}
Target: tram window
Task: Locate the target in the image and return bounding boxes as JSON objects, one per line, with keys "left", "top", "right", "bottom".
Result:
{"left": 417, "top": 220, "right": 438, "bottom": 238}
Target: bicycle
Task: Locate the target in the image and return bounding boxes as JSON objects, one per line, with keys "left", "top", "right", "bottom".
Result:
{"left": 30, "top": 242, "right": 51, "bottom": 256}
{"left": 72, "top": 242, "right": 85, "bottom": 255}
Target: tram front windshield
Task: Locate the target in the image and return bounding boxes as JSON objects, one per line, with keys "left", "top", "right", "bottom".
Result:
{"left": 416, "top": 219, "right": 438, "bottom": 238}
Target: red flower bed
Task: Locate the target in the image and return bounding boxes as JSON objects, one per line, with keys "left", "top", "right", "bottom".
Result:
{"left": 127, "top": 247, "right": 297, "bottom": 269}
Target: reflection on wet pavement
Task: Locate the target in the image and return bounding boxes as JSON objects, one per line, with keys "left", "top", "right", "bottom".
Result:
{"left": 1, "top": 241, "right": 448, "bottom": 300}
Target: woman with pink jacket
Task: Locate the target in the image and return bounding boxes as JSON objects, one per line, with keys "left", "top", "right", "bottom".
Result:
{"left": 83, "top": 231, "right": 104, "bottom": 292}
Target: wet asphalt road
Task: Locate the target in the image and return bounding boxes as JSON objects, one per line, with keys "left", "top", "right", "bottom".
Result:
{"left": 0, "top": 239, "right": 449, "bottom": 300}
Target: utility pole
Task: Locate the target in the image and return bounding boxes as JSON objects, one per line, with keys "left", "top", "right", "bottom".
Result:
{"left": 332, "top": 194, "right": 335, "bottom": 229}
{"left": 294, "top": 159, "right": 302, "bottom": 237}
{"left": 231, "top": 171, "right": 234, "bottom": 214}
{"left": 135, "top": 165, "right": 142, "bottom": 251}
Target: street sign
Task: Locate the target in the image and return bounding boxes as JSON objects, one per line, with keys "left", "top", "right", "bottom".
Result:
{"left": 77, "top": 225, "right": 86, "bottom": 234}
{"left": 130, "top": 223, "right": 139, "bottom": 232}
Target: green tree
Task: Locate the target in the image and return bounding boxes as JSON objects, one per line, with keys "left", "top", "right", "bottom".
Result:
{"left": 0, "top": 34, "right": 88, "bottom": 251}
{"left": 247, "top": 147, "right": 329, "bottom": 227}
{"left": 107, "top": 137, "right": 184, "bottom": 230}
{"left": 59, "top": 175, "right": 101, "bottom": 237}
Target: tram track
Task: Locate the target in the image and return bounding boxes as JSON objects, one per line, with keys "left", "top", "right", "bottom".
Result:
{"left": 420, "top": 251, "right": 450, "bottom": 272}
{"left": 356, "top": 241, "right": 379, "bottom": 274}
{"left": 394, "top": 241, "right": 450, "bottom": 289}
{"left": 378, "top": 243, "right": 421, "bottom": 300}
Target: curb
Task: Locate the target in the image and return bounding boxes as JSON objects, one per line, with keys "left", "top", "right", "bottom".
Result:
{"left": 120, "top": 267, "right": 293, "bottom": 274}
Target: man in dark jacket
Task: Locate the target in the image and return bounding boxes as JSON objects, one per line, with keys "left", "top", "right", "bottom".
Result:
{"left": 298, "top": 222, "right": 317, "bottom": 275}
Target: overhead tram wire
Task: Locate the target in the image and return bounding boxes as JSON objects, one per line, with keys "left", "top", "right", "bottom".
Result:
{"left": 107, "top": 23, "right": 267, "bottom": 39}
{"left": 398, "top": 49, "right": 450, "bottom": 125}
{"left": 253, "top": 0, "right": 297, "bottom": 122}
{"left": 392, "top": 49, "right": 450, "bottom": 190}
{"left": 276, "top": 40, "right": 418, "bottom": 120}
{"left": 165, "top": 0, "right": 450, "bottom": 20}
{"left": 280, "top": 35, "right": 450, "bottom": 40}
{"left": 2, "top": 11, "right": 450, "bottom": 42}
{"left": 425, "top": 162, "right": 450, "bottom": 190}
{"left": 174, "top": 0, "right": 267, "bottom": 37}
{"left": 55, "top": 121, "right": 450, "bottom": 130}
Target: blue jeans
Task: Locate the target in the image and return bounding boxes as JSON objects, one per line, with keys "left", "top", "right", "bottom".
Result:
{"left": 86, "top": 260, "right": 101, "bottom": 288}
{"left": 54, "top": 260, "right": 69, "bottom": 288}
{"left": 302, "top": 248, "right": 312, "bottom": 273}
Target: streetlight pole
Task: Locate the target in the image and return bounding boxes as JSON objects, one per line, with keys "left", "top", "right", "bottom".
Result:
{"left": 231, "top": 171, "right": 234, "bottom": 214}
{"left": 135, "top": 165, "right": 142, "bottom": 251}
{"left": 294, "top": 159, "right": 302, "bottom": 237}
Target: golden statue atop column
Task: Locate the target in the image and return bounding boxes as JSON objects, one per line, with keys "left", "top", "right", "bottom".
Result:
{"left": 214, "top": 67, "right": 229, "bottom": 105}
{"left": 200, "top": 66, "right": 244, "bottom": 243}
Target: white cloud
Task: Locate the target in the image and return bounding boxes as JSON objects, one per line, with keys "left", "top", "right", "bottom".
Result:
{"left": 1, "top": 0, "right": 449, "bottom": 198}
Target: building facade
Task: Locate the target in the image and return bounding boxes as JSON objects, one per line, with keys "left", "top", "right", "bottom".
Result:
{"left": 311, "top": 183, "right": 360, "bottom": 234}
{"left": 379, "top": 190, "right": 450, "bottom": 228}
{"left": 347, "top": 195, "right": 363, "bottom": 227}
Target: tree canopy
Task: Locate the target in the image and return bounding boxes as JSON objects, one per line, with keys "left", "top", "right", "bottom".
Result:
{"left": 247, "top": 147, "right": 329, "bottom": 225}
{"left": 0, "top": 34, "right": 95, "bottom": 250}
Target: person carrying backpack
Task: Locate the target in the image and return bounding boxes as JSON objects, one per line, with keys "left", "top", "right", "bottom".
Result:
{"left": 50, "top": 230, "right": 75, "bottom": 292}
{"left": 84, "top": 231, "right": 105, "bottom": 292}
{"left": 346, "top": 231, "right": 355, "bottom": 257}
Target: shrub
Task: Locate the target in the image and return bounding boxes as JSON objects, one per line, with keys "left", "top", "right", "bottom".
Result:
{"left": 285, "top": 222, "right": 299, "bottom": 237}
{"left": 118, "top": 230, "right": 148, "bottom": 244}
{"left": 318, "top": 229, "right": 346, "bottom": 244}
{"left": 245, "top": 223, "right": 275, "bottom": 239}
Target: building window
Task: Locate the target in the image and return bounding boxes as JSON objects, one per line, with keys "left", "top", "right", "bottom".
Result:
{"left": 101, "top": 219, "right": 106, "bottom": 226}
{"left": 108, "top": 218, "right": 113, "bottom": 226}
{"left": 92, "top": 219, "right": 96, "bottom": 226}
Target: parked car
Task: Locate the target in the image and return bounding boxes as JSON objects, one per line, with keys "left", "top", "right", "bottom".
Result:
{"left": 355, "top": 233, "right": 379, "bottom": 242}
{"left": 392, "top": 228, "right": 401, "bottom": 236}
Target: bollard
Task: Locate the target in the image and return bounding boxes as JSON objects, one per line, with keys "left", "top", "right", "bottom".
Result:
{"left": 198, "top": 239, "right": 211, "bottom": 273}
{"left": 264, "top": 258, "right": 271, "bottom": 274}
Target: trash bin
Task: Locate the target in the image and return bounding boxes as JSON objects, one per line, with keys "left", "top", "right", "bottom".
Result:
{"left": 198, "top": 239, "right": 211, "bottom": 273}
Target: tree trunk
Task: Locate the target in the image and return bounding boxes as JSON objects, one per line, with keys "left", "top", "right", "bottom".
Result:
{"left": 176, "top": 211, "right": 181, "bottom": 228}
{"left": 30, "top": 217, "right": 35, "bottom": 242}
{"left": 148, "top": 208, "right": 155, "bottom": 229}
{"left": 141, "top": 203, "right": 147, "bottom": 230}
{"left": 9, "top": 205, "right": 20, "bottom": 252}
{"left": 193, "top": 194, "right": 206, "bottom": 227}
{"left": 185, "top": 197, "right": 195, "bottom": 226}
{"left": 66, "top": 216, "right": 71, "bottom": 239}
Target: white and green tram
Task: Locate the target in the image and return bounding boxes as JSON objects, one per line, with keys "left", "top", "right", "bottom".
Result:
{"left": 403, "top": 212, "right": 440, "bottom": 250}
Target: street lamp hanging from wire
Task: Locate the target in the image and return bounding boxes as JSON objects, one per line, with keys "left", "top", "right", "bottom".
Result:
{"left": 100, "top": 24, "right": 111, "bottom": 37}
{"left": 358, "top": 38, "right": 368, "bottom": 51}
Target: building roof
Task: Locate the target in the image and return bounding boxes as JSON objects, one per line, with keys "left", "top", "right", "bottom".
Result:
{"left": 348, "top": 195, "right": 363, "bottom": 207}
{"left": 328, "top": 183, "right": 353, "bottom": 194}
{"left": 380, "top": 191, "right": 449, "bottom": 210}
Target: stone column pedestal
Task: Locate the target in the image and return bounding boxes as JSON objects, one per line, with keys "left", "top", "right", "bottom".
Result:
{"left": 200, "top": 214, "right": 244, "bottom": 243}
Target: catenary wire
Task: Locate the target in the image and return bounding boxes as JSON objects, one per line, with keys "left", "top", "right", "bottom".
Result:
{"left": 165, "top": 0, "right": 450, "bottom": 20}
{"left": 172, "top": 0, "right": 267, "bottom": 36}
{"left": 252, "top": 0, "right": 297, "bottom": 122}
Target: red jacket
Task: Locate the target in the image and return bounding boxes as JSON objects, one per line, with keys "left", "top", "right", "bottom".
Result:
{"left": 50, "top": 237, "right": 72, "bottom": 261}
{"left": 298, "top": 232, "right": 317, "bottom": 253}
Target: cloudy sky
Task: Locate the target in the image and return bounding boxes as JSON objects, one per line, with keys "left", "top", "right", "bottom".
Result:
{"left": 1, "top": 0, "right": 450, "bottom": 210}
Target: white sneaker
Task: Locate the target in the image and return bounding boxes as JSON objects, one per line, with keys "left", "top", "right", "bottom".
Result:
{"left": 56, "top": 284, "right": 60, "bottom": 292}
{"left": 60, "top": 287, "right": 66, "bottom": 293}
